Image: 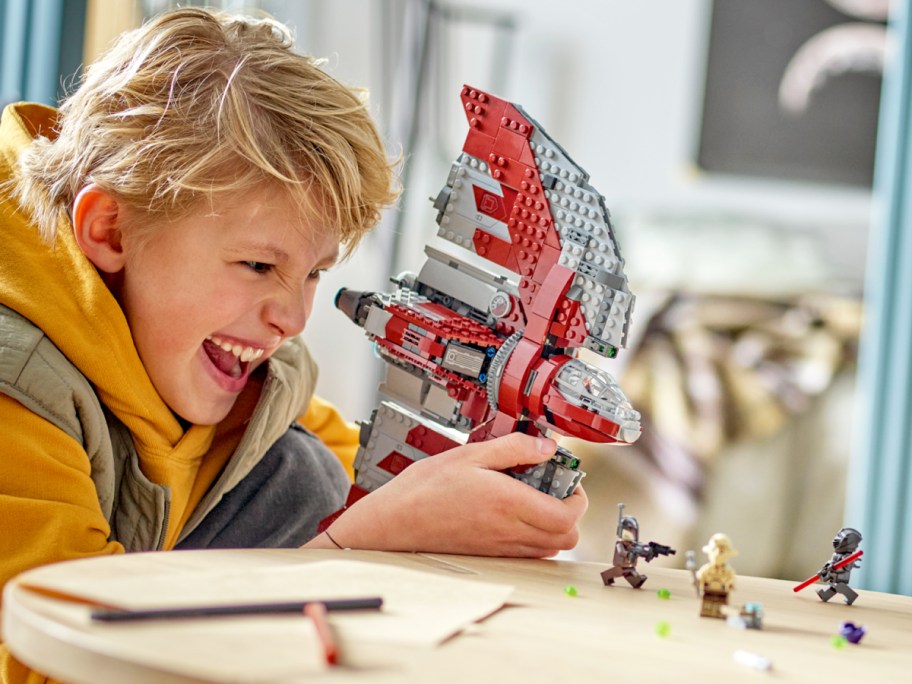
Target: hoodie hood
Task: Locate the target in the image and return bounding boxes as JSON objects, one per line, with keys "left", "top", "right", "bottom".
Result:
{"left": 0, "top": 103, "right": 214, "bottom": 460}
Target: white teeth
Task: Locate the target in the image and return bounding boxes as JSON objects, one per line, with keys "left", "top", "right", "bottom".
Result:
{"left": 206, "top": 336, "right": 265, "bottom": 363}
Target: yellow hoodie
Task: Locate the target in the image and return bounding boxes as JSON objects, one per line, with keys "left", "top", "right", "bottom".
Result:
{"left": 0, "top": 104, "right": 358, "bottom": 683}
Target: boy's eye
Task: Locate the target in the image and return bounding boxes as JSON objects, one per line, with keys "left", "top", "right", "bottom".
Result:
{"left": 243, "top": 261, "right": 273, "bottom": 274}
{"left": 308, "top": 268, "right": 327, "bottom": 281}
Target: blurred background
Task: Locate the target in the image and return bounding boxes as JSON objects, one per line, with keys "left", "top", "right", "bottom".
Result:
{"left": 4, "top": 0, "right": 908, "bottom": 592}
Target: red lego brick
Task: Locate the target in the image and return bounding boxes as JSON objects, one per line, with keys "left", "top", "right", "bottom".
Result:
{"left": 461, "top": 86, "right": 507, "bottom": 138}
{"left": 496, "top": 337, "right": 543, "bottom": 416}
{"left": 542, "top": 391, "right": 625, "bottom": 443}
{"left": 406, "top": 425, "right": 460, "bottom": 455}
{"left": 522, "top": 312, "right": 551, "bottom": 346}
{"left": 549, "top": 298, "right": 588, "bottom": 346}
{"left": 531, "top": 244, "right": 562, "bottom": 285}
{"left": 377, "top": 451, "right": 416, "bottom": 476}
{"left": 524, "top": 355, "right": 564, "bottom": 417}
{"left": 501, "top": 104, "right": 534, "bottom": 139}
{"left": 530, "top": 265, "right": 573, "bottom": 318}
{"left": 474, "top": 228, "right": 520, "bottom": 273}
{"left": 492, "top": 127, "right": 527, "bottom": 165}
{"left": 472, "top": 185, "right": 510, "bottom": 223}
{"left": 459, "top": 390, "right": 492, "bottom": 424}
{"left": 463, "top": 129, "right": 496, "bottom": 161}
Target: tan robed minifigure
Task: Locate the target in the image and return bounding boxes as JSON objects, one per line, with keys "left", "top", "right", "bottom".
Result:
{"left": 696, "top": 533, "right": 738, "bottom": 618}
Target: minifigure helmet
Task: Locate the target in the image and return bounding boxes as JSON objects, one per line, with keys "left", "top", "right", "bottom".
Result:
{"left": 833, "top": 528, "right": 862, "bottom": 554}
{"left": 619, "top": 515, "right": 639, "bottom": 540}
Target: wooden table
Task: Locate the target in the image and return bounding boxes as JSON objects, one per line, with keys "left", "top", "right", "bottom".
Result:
{"left": 4, "top": 549, "right": 911, "bottom": 682}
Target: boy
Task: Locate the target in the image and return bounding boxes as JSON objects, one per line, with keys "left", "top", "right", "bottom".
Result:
{"left": 0, "top": 7, "right": 586, "bottom": 682}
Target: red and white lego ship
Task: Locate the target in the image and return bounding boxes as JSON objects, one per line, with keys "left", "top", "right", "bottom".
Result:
{"left": 321, "top": 85, "right": 641, "bottom": 529}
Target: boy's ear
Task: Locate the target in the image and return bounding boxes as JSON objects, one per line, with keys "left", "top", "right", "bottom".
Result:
{"left": 71, "top": 184, "right": 127, "bottom": 273}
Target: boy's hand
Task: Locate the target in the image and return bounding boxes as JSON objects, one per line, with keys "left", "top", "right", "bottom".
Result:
{"left": 316, "top": 433, "right": 588, "bottom": 558}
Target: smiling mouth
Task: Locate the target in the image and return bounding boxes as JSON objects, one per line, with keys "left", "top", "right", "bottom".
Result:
{"left": 203, "top": 335, "right": 265, "bottom": 380}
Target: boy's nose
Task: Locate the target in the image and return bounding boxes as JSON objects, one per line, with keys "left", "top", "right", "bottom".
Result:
{"left": 262, "top": 289, "right": 310, "bottom": 339}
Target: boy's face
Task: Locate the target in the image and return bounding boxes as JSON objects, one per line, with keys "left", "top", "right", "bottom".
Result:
{"left": 118, "top": 188, "right": 339, "bottom": 425}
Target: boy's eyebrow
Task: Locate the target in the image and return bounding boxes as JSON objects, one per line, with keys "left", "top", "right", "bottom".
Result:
{"left": 227, "top": 241, "right": 339, "bottom": 269}
{"left": 226, "top": 242, "right": 290, "bottom": 264}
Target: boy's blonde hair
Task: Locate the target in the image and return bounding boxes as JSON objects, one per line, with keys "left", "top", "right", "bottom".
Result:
{"left": 15, "top": 7, "right": 398, "bottom": 253}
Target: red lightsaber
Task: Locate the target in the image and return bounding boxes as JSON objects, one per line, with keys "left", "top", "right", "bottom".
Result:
{"left": 792, "top": 550, "right": 864, "bottom": 593}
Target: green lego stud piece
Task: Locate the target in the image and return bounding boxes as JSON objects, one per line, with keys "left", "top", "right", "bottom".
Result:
{"left": 564, "top": 585, "right": 578, "bottom": 597}
{"left": 655, "top": 620, "right": 671, "bottom": 638}
{"left": 657, "top": 588, "right": 671, "bottom": 600}
{"left": 830, "top": 635, "right": 848, "bottom": 650}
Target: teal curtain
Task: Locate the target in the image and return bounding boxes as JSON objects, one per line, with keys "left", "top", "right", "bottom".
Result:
{"left": 0, "top": 0, "right": 86, "bottom": 107}
{"left": 847, "top": 0, "right": 912, "bottom": 596}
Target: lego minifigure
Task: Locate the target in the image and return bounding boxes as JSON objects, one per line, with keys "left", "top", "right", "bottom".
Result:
{"left": 695, "top": 533, "right": 738, "bottom": 618}
{"left": 815, "top": 527, "right": 863, "bottom": 605}
{"left": 600, "top": 503, "right": 675, "bottom": 589}
{"left": 727, "top": 602, "right": 763, "bottom": 629}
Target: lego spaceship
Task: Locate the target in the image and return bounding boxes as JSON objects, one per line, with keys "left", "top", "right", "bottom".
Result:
{"left": 320, "top": 85, "right": 641, "bottom": 529}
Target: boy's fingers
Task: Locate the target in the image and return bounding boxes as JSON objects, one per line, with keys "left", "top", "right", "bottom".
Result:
{"left": 518, "top": 484, "right": 588, "bottom": 534}
{"left": 461, "top": 432, "right": 557, "bottom": 470}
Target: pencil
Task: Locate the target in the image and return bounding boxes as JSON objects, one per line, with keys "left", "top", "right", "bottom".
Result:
{"left": 304, "top": 601, "right": 338, "bottom": 665}
{"left": 91, "top": 597, "right": 382, "bottom": 622}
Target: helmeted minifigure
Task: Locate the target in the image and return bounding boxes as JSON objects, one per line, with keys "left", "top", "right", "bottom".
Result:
{"left": 696, "top": 533, "right": 738, "bottom": 618}
{"left": 600, "top": 503, "right": 675, "bottom": 589}
{"left": 817, "top": 527, "right": 863, "bottom": 605}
